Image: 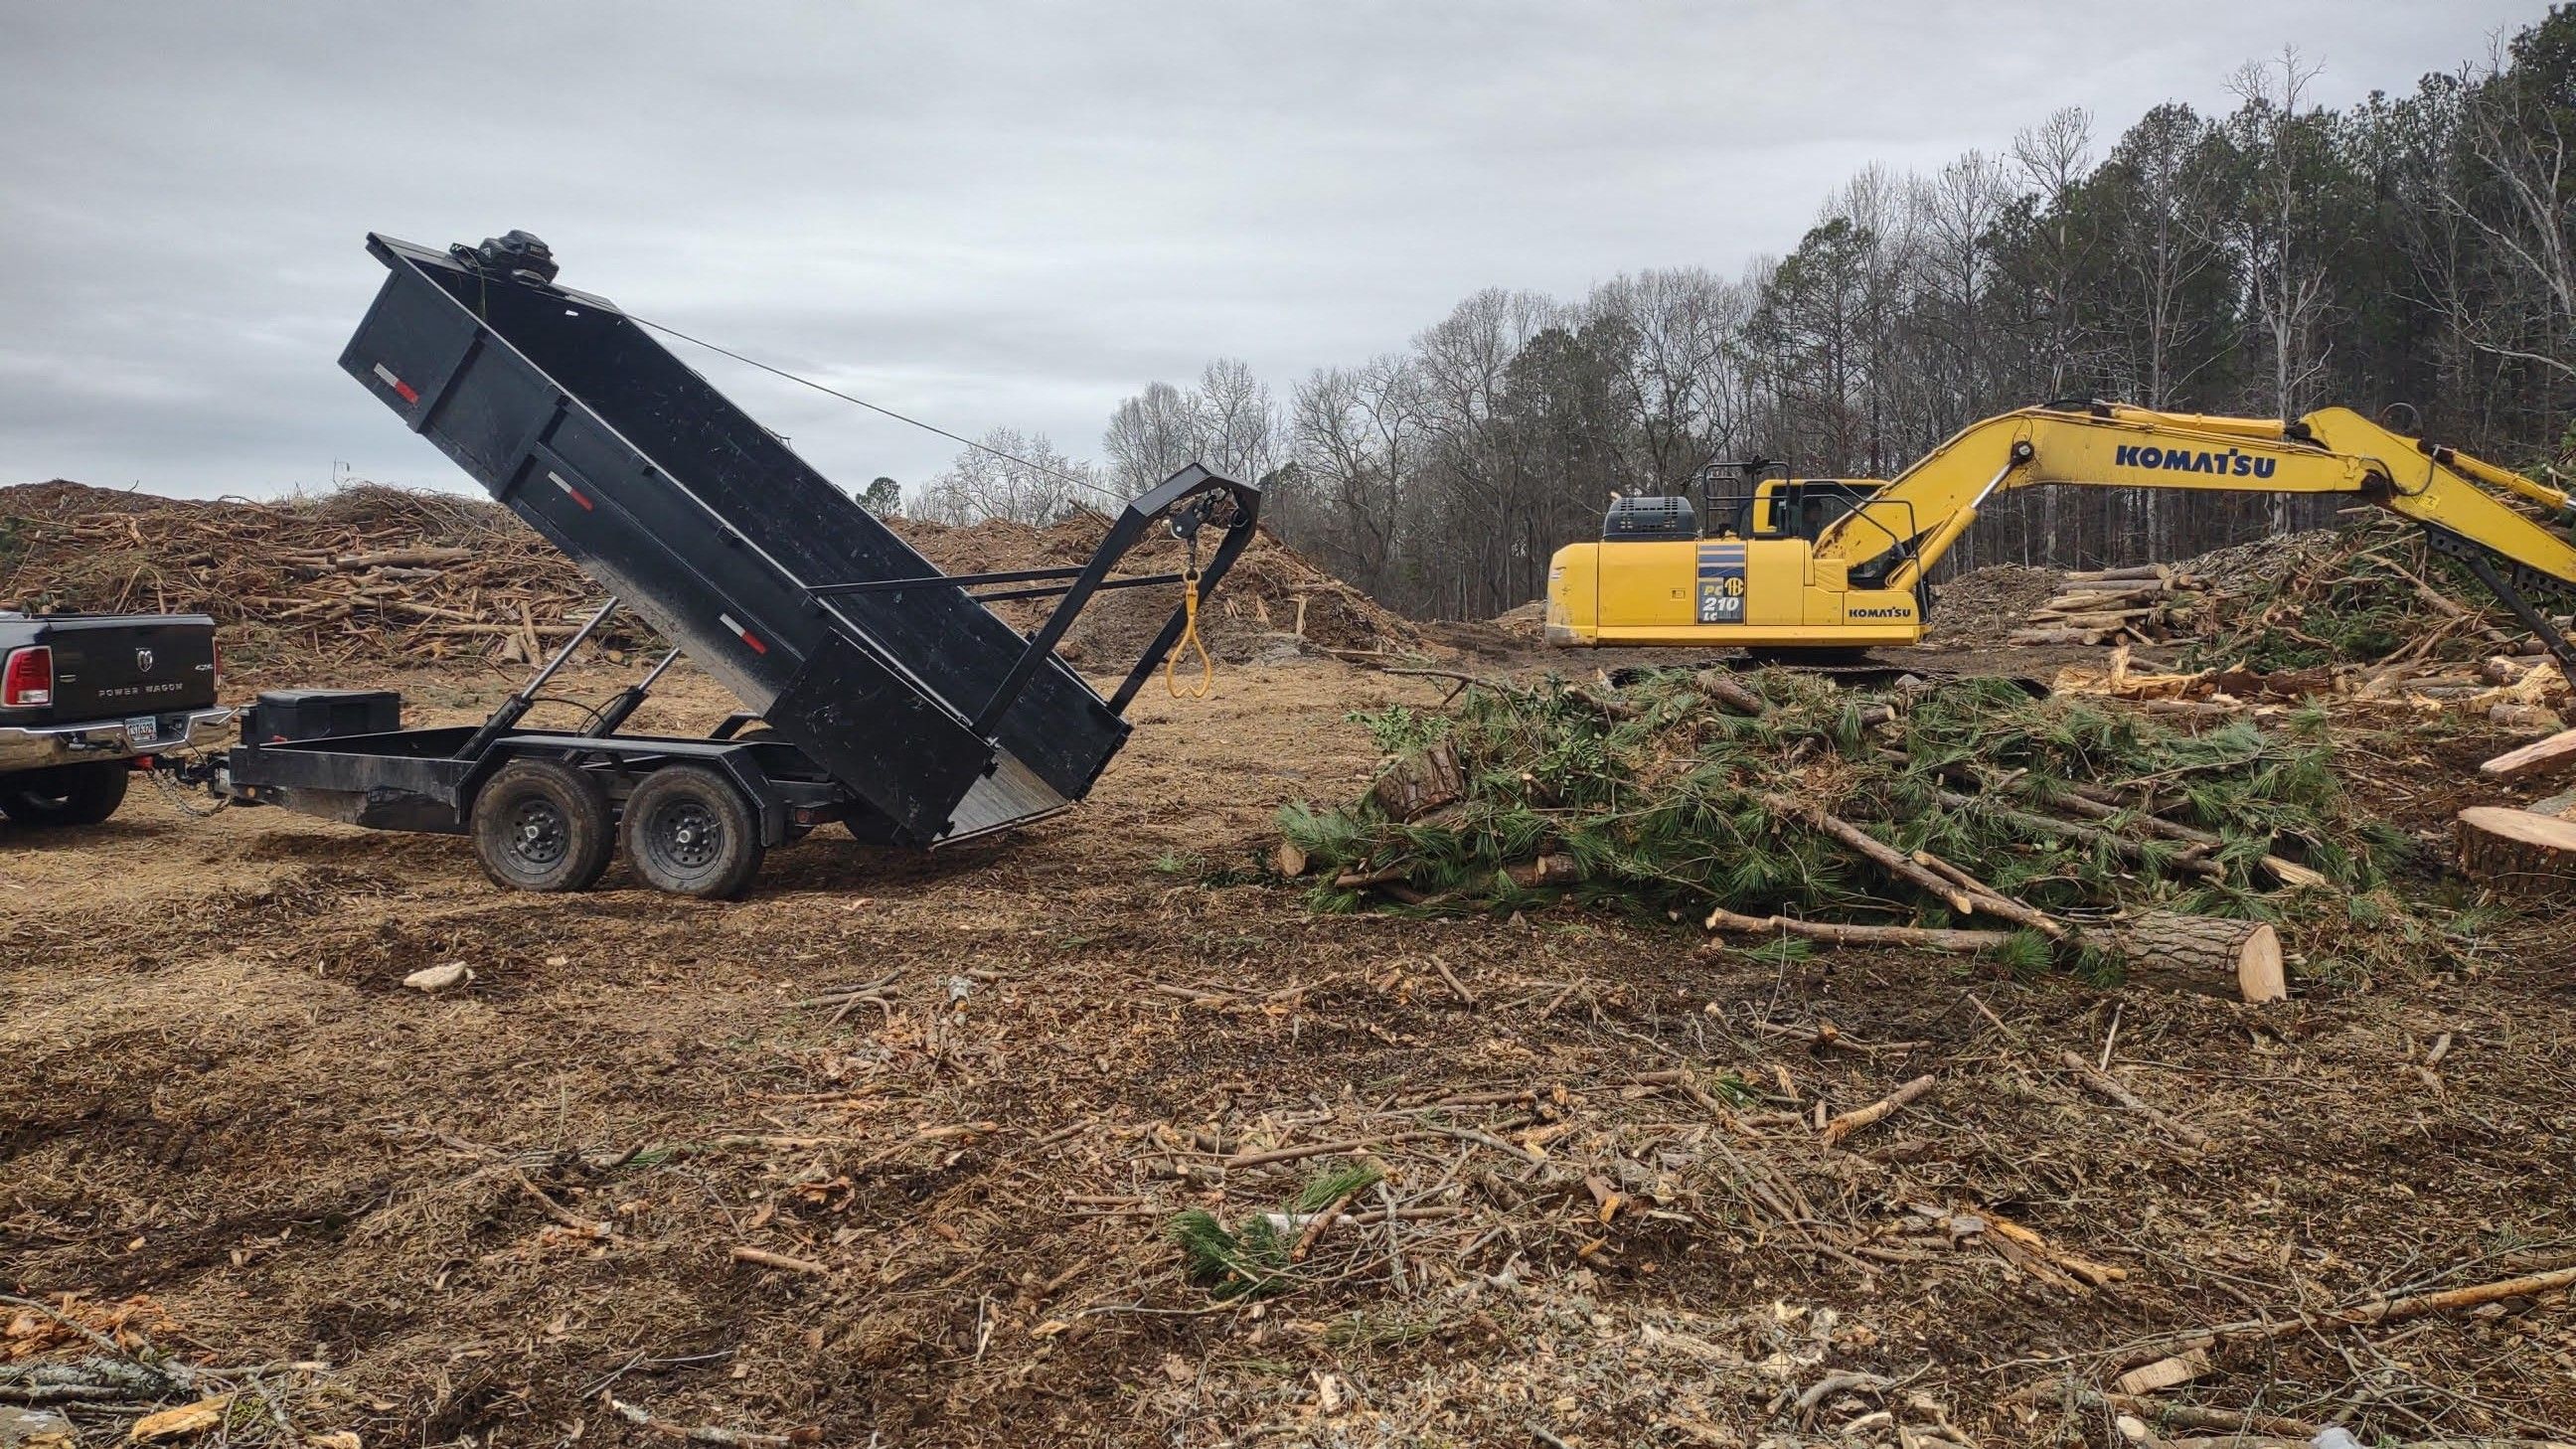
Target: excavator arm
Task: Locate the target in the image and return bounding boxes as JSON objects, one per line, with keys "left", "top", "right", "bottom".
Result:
{"left": 1814, "top": 401, "right": 2576, "bottom": 668}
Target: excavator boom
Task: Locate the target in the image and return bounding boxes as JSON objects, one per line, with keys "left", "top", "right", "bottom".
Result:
{"left": 1545, "top": 401, "right": 2576, "bottom": 671}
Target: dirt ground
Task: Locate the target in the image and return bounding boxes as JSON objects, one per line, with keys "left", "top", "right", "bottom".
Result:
{"left": 6, "top": 645, "right": 2575, "bottom": 1448}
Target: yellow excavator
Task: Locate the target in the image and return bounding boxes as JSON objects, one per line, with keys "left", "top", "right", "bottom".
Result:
{"left": 1543, "top": 400, "right": 2576, "bottom": 672}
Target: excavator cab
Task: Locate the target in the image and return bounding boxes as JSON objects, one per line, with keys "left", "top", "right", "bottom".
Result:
{"left": 1750, "top": 479, "right": 1882, "bottom": 542}
{"left": 1551, "top": 465, "right": 1925, "bottom": 647}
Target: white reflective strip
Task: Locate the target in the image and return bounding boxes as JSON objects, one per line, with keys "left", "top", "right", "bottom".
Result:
{"left": 719, "top": 613, "right": 746, "bottom": 636}
{"left": 549, "top": 471, "right": 576, "bottom": 495}
{"left": 372, "top": 363, "right": 402, "bottom": 388}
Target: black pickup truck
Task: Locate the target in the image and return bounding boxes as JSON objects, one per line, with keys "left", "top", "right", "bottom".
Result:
{"left": 0, "top": 612, "right": 232, "bottom": 826}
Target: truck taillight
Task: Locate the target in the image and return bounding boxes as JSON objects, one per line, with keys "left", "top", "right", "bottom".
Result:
{"left": 1, "top": 646, "right": 53, "bottom": 707}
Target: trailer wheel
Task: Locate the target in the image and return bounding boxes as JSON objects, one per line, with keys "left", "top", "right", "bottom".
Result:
{"left": 0, "top": 762, "right": 130, "bottom": 827}
{"left": 623, "top": 764, "right": 763, "bottom": 899}
{"left": 471, "top": 759, "right": 613, "bottom": 892}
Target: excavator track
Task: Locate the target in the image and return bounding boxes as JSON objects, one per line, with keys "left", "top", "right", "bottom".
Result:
{"left": 1606, "top": 653, "right": 2050, "bottom": 696}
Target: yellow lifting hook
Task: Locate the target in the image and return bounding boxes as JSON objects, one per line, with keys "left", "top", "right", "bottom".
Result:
{"left": 1166, "top": 564, "right": 1212, "bottom": 699}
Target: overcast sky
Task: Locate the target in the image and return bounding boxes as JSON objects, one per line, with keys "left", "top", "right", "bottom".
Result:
{"left": 0, "top": 0, "right": 2545, "bottom": 504}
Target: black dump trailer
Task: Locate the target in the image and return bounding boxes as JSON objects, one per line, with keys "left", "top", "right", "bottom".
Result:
{"left": 222, "top": 232, "right": 1257, "bottom": 896}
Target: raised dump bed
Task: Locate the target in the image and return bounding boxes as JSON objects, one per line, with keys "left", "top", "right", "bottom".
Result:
{"left": 220, "top": 231, "right": 1256, "bottom": 895}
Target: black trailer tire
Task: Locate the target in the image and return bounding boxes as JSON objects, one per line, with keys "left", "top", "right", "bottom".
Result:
{"left": 622, "top": 764, "right": 763, "bottom": 899}
{"left": 470, "top": 759, "right": 613, "bottom": 892}
{"left": 0, "top": 762, "right": 131, "bottom": 827}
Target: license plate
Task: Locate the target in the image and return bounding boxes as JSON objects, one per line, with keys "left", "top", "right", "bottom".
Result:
{"left": 125, "top": 715, "right": 160, "bottom": 747}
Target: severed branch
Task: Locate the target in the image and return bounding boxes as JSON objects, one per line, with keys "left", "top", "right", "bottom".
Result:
{"left": 1771, "top": 796, "right": 1975, "bottom": 914}
{"left": 2129, "top": 1262, "right": 2576, "bottom": 1362}
{"left": 728, "top": 1246, "right": 830, "bottom": 1277}
{"left": 2056, "top": 1050, "right": 2212, "bottom": 1152}
{"left": 1935, "top": 788, "right": 2225, "bottom": 881}
{"left": 1818, "top": 1074, "right": 1937, "bottom": 1147}
{"left": 1909, "top": 847, "right": 2067, "bottom": 939}
{"left": 607, "top": 1394, "right": 808, "bottom": 1447}
{"left": 1703, "top": 906, "right": 2015, "bottom": 955}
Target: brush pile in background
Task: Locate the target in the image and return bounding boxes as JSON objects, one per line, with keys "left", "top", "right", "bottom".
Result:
{"left": 0, "top": 480, "right": 1421, "bottom": 678}
{"left": 0, "top": 481, "right": 612, "bottom": 674}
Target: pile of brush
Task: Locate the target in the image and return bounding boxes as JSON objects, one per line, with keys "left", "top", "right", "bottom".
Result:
{"left": 1283, "top": 668, "right": 2415, "bottom": 991}
{"left": 0, "top": 481, "right": 627, "bottom": 673}
{"left": 2178, "top": 520, "right": 2571, "bottom": 689}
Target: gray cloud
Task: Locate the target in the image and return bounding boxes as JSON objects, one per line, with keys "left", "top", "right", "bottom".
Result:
{"left": 0, "top": 0, "right": 2542, "bottom": 500}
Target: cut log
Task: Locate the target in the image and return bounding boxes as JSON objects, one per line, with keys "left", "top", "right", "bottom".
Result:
{"left": 2026, "top": 606, "right": 2160, "bottom": 627}
{"left": 2056, "top": 576, "right": 2174, "bottom": 594}
{"left": 1370, "top": 742, "right": 1465, "bottom": 822}
{"left": 2489, "top": 704, "right": 2566, "bottom": 731}
{"left": 1502, "top": 854, "right": 1582, "bottom": 888}
{"left": 2455, "top": 806, "right": 2576, "bottom": 901}
{"left": 1690, "top": 670, "right": 1770, "bottom": 717}
{"left": 2478, "top": 726, "right": 2576, "bottom": 783}
{"left": 2090, "top": 911, "right": 2285, "bottom": 1003}
{"left": 2008, "top": 627, "right": 2113, "bottom": 646}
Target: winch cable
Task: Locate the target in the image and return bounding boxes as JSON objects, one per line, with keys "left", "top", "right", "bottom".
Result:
{"left": 629, "top": 315, "right": 1130, "bottom": 508}
{"left": 635, "top": 312, "right": 1228, "bottom": 701}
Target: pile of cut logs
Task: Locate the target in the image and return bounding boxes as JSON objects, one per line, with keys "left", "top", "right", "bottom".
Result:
{"left": 2008, "top": 564, "right": 2209, "bottom": 647}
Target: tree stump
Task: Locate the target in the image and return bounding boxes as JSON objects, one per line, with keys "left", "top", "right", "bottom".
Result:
{"left": 2094, "top": 910, "right": 2286, "bottom": 1003}
{"left": 2456, "top": 806, "right": 2576, "bottom": 902}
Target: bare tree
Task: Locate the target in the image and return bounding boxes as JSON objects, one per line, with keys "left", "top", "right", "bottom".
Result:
{"left": 1103, "top": 360, "right": 1283, "bottom": 494}
{"left": 2009, "top": 105, "right": 2098, "bottom": 397}
{"left": 911, "top": 428, "right": 1096, "bottom": 526}
{"left": 1587, "top": 268, "right": 1751, "bottom": 494}
{"left": 1101, "top": 381, "right": 1203, "bottom": 494}
{"left": 2228, "top": 48, "right": 2337, "bottom": 424}
{"left": 2435, "top": 38, "right": 2576, "bottom": 382}
{"left": 1289, "top": 356, "right": 1425, "bottom": 593}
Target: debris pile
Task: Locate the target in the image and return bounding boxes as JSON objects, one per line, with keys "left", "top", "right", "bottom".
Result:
{"left": 2176, "top": 521, "right": 2564, "bottom": 674}
{"left": 1284, "top": 666, "right": 2408, "bottom": 990}
{"left": 0, "top": 481, "right": 608, "bottom": 673}
{"left": 1, "top": 481, "right": 1421, "bottom": 676}
{"left": 1925, "top": 564, "right": 2061, "bottom": 645}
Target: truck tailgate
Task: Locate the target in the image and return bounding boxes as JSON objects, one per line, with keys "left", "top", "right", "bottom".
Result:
{"left": 30, "top": 615, "right": 219, "bottom": 719}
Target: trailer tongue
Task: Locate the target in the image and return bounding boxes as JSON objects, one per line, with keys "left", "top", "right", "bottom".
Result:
{"left": 220, "top": 232, "right": 1258, "bottom": 896}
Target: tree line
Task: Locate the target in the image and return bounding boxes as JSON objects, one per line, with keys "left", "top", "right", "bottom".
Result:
{"left": 912, "top": 10, "right": 2576, "bottom": 619}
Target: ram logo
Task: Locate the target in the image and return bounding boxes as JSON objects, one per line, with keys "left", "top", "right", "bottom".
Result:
{"left": 135, "top": 648, "right": 156, "bottom": 673}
